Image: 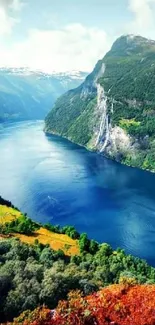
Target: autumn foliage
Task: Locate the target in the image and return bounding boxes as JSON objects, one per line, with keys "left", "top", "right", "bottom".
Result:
{"left": 10, "top": 284, "right": 155, "bottom": 325}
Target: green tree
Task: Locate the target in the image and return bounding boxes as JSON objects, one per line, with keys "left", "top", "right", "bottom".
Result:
{"left": 79, "top": 233, "right": 90, "bottom": 253}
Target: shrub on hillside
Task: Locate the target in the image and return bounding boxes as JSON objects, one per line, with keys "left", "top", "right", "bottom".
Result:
{"left": 10, "top": 284, "right": 155, "bottom": 325}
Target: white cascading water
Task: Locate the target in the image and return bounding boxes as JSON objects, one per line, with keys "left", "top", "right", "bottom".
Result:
{"left": 95, "top": 83, "right": 108, "bottom": 147}
{"left": 95, "top": 63, "right": 113, "bottom": 152}
{"left": 111, "top": 99, "right": 114, "bottom": 114}
{"left": 100, "top": 115, "right": 110, "bottom": 152}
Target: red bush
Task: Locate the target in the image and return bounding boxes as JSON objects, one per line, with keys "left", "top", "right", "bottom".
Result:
{"left": 10, "top": 284, "right": 155, "bottom": 325}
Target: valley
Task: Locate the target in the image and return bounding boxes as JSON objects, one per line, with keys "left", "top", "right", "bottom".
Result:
{"left": 0, "top": 0, "right": 155, "bottom": 322}
{"left": 0, "top": 31, "right": 155, "bottom": 325}
{"left": 0, "top": 121, "right": 155, "bottom": 266}
{"left": 0, "top": 68, "right": 87, "bottom": 121}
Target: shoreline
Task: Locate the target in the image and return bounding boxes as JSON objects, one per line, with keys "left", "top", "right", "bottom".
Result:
{"left": 44, "top": 128, "right": 155, "bottom": 175}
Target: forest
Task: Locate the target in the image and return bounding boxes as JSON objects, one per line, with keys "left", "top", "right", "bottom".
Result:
{"left": 1, "top": 237, "right": 155, "bottom": 323}
{"left": 0, "top": 196, "right": 155, "bottom": 323}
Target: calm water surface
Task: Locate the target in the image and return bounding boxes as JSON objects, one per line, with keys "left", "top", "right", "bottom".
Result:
{"left": 0, "top": 120, "right": 155, "bottom": 265}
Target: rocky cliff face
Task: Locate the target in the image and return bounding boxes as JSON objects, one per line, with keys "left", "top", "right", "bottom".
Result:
{"left": 45, "top": 35, "right": 155, "bottom": 172}
{"left": 92, "top": 82, "right": 133, "bottom": 159}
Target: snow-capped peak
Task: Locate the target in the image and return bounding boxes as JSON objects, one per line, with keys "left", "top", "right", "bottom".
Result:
{"left": 0, "top": 66, "right": 88, "bottom": 80}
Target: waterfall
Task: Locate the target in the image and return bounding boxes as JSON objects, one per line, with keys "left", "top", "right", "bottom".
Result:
{"left": 95, "top": 85, "right": 107, "bottom": 146}
{"left": 100, "top": 115, "right": 110, "bottom": 152}
{"left": 94, "top": 63, "right": 112, "bottom": 152}
{"left": 111, "top": 99, "right": 114, "bottom": 113}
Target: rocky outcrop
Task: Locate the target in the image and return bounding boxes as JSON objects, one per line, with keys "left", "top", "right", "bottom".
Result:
{"left": 90, "top": 80, "right": 133, "bottom": 161}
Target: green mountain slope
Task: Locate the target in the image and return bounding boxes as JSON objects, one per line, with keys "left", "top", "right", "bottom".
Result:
{"left": 45, "top": 35, "right": 155, "bottom": 172}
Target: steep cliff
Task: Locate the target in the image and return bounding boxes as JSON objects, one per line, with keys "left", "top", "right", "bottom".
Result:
{"left": 45, "top": 35, "right": 155, "bottom": 172}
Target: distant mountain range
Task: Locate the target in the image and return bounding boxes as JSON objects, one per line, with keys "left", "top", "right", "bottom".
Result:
{"left": 0, "top": 67, "right": 87, "bottom": 121}
{"left": 45, "top": 35, "right": 155, "bottom": 172}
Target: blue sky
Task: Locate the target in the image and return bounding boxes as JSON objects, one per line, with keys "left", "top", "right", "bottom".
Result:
{"left": 0, "top": 0, "right": 155, "bottom": 72}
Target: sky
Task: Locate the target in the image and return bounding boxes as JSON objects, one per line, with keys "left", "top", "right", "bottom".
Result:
{"left": 0, "top": 0, "right": 155, "bottom": 73}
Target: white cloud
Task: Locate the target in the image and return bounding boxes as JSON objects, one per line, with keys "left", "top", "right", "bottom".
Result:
{"left": 0, "top": 0, "right": 24, "bottom": 10}
{"left": 0, "top": 24, "right": 110, "bottom": 72}
{"left": 0, "top": 0, "right": 12, "bottom": 7}
{"left": 0, "top": 7, "right": 15, "bottom": 35}
{"left": 9, "top": 0, "right": 26, "bottom": 11}
{"left": 128, "top": 0, "right": 155, "bottom": 32}
{"left": 0, "top": 0, "right": 22, "bottom": 36}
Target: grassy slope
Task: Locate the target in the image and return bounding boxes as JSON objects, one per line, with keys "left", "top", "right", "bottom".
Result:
{"left": 0, "top": 205, "right": 79, "bottom": 256}
{"left": 0, "top": 205, "right": 21, "bottom": 224}
{"left": 14, "top": 228, "right": 79, "bottom": 256}
{"left": 45, "top": 60, "right": 102, "bottom": 146}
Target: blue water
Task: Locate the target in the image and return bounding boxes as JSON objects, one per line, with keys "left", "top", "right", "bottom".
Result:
{"left": 0, "top": 120, "right": 155, "bottom": 265}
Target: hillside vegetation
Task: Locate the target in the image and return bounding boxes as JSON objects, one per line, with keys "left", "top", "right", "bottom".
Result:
{"left": 14, "top": 227, "right": 79, "bottom": 256}
{"left": 0, "top": 205, "right": 21, "bottom": 224}
{"left": 0, "top": 202, "right": 79, "bottom": 256}
{"left": 45, "top": 35, "right": 155, "bottom": 172}
{"left": 0, "top": 196, "right": 155, "bottom": 323}
{"left": 10, "top": 284, "right": 155, "bottom": 325}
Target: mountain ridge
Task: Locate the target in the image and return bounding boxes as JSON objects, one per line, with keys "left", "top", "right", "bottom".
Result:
{"left": 0, "top": 68, "right": 87, "bottom": 121}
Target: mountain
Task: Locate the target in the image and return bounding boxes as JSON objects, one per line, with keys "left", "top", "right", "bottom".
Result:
{"left": 0, "top": 68, "right": 87, "bottom": 121}
{"left": 45, "top": 35, "right": 155, "bottom": 172}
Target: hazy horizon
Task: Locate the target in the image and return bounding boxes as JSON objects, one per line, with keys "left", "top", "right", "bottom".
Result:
{"left": 0, "top": 0, "right": 155, "bottom": 73}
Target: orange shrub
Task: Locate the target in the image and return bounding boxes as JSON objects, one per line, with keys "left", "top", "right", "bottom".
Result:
{"left": 10, "top": 284, "right": 155, "bottom": 325}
